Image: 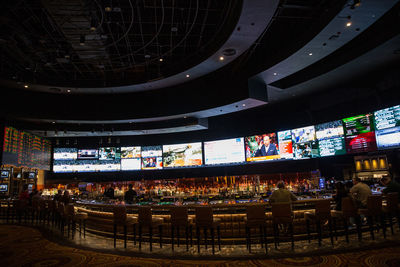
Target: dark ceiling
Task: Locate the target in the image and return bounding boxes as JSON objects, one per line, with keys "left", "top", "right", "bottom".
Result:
{"left": 0, "top": 0, "right": 399, "bottom": 138}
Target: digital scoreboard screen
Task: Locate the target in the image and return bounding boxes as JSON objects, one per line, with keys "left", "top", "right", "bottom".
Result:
{"left": 318, "top": 137, "right": 346, "bottom": 157}
{"left": 343, "top": 114, "right": 377, "bottom": 153}
{"left": 374, "top": 105, "right": 400, "bottom": 130}
{"left": 204, "top": 138, "right": 245, "bottom": 165}
{"left": 2, "top": 126, "right": 51, "bottom": 170}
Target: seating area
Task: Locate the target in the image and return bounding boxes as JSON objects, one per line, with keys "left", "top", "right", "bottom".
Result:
{"left": 2, "top": 195, "right": 400, "bottom": 257}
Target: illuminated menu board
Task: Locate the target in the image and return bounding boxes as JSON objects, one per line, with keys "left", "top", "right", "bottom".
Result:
{"left": 2, "top": 126, "right": 51, "bottom": 170}
{"left": 374, "top": 105, "right": 400, "bottom": 130}
{"left": 343, "top": 114, "right": 377, "bottom": 153}
{"left": 318, "top": 137, "right": 346, "bottom": 157}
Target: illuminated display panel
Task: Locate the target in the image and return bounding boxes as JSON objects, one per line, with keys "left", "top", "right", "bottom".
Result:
{"left": 343, "top": 114, "right": 377, "bottom": 153}
{"left": 53, "top": 148, "right": 77, "bottom": 161}
{"left": 375, "top": 126, "right": 400, "bottom": 150}
{"left": 245, "top": 133, "right": 280, "bottom": 162}
{"left": 121, "top": 147, "right": 141, "bottom": 170}
{"left": 77, "top": 149, "right": 99, "bottom": 159}
{"left": 315, "top": 120, "right": 344, "bottom": 140}
{"left": 318, "top": 137, "right": 346, "bottom": 157}
{"left": 291, "top": 126, "right": 319, "bottom": 159}
{"left": 99, "top": 147, "right": 121, "bottom": 160}
{"left": 141, "top": 146, "right": 163, "bottom": 170}
{"left": 204, "top": 138, "right": 245, "bottom": 165}
{"left": 374, "top": 105, "right": 400, "bottom": 150}
{"left": 277, "top": 130, "right": 294, "bottom": 159}
{"left": 163, "top": 142, "right": 202, "bottom": 168}
{"left": 2, "top": 126, "right": 51, "bottom": 170}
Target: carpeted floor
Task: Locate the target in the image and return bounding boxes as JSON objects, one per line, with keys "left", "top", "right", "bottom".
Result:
{"left": 1, "top": 225, "right": 400, "bottom": 266}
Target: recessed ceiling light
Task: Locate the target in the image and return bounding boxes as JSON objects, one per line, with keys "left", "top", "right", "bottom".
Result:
{"left": 273, "top": 72, "right": 277, "bottom": 76}
{"left": 52, "top": 121, "right": 56, "bottom": 124}
{"left": 24, "top": 84, "right": 29, "bottom": 88}
{"left": 308, "top": 53, "right": 313, "bottom": 56}
{"left": 346, "top": 22, "right": 352, "bottom": 27}
{"left": 171, "top": 27, "right": 178, "bottom": 32}
{"left": 67, "top": 89, "right": 71, "bottom": 93}
{"left": 159, "top": 58, "right": 163, "bottom": 62}
{"left": 105, "top": 6, "right": 112, "bottom": 12}
{"left": 186, "top": 74, "right": 190, "bottom": 78}
{"left": 184, "top": 116, "right": 187, "bottom": 119}
{"left": 242, "top": 104, "right": 246, "bottom": 107}
{"left": 219, "top": 56, "right": 224, "bottom": 61}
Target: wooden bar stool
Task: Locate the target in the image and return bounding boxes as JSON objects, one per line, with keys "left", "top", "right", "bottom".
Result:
{"left": 271, "top": 203, "right": 294, "bottom": 250}
{"left": 358, "top": 195, "right": 386, "bottom": 240}
{"left": 331, "top": 197, "right": 362, "bottom": 243}
{"left": 195, "top": 207, "right": 221, "bottom": 254}
{"left": 57, "top": 202, "right": 66, "bottom": 234}
{"left": 245, "top": 205, "right": 268, "bottom": 254}
{"left": 305, "top": 199, "right": 334, "bottom": 246}
{"left": 138, "top": 207, "right": 164, "bottom": 251}
{"left": 113, "top": 205, "right": 137, "bottom": 248}
{"left": 65, "top": 204, "right": 89, "bottom": 239}
{"left": 382, "top": 193, "right": 400, "bottom": 234}
{"left": 170, "top": 206, "right": 193, "bottom": 251}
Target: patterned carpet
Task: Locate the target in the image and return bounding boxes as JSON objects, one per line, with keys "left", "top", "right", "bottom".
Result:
{"left": 1, "top": 225, "right": 400, "bottom": 266}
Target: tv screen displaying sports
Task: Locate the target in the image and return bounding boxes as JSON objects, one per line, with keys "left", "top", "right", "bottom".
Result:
{"left": 374, "top": 105, "right": 400, "bottom": 130}
{"left": 375, "top": 126, "right": 400, "bottom": 150}
{"left": 204, "top": 138, "right": 245, "bottom": 165}
{"left": 315, "top": 120, "right": 344, "bottom": 140}
{"left": 141, "top": 146, "right": 162, "bottom": 170}
{"left": 53, "top": 160, "right": 78, "bottom": 173}
{"left": 1, "top": 170, "right": 9, "bottom": 178}
{"left": 99, "top": 147, "right": 121, "bottom": 160}
{"left": 28, "top": 172, "right": 36, "bottom": 179}
{"left": 97, "top": 160, "right": 121, "bottom": 172}
{"left": 53, "top": 148, "right": 78, "bottom": 161}
{"left": 121, "top": 158, "right": 141, "bottom": 170}
{"left": 293, "top": 141, "right": 319, "bottom": 159}
{"left": 318, "top": 137, "right": 346, "bottom": 157}
{"left": 74, "top": 160, "right": 102, "bottom": 172}
{"left": 291, "top": 126, "right": 316, "bottom": 143}
{"left": 77, "top": 149, "right": 99, "bottom": 159}
{"left": 245, "top": 133, "right": 280, "bottom": 162}
{"left": 0, "top": 184, "right": 8, "bottom": 192}
{"left": 342, "top": 114, "right": 374, "bottom": 136}
{"left": 121, "top": 147, "right": 141, "bottom": 159}
{"left": 163, "top": 142, "right": 203, "bottom": 168}
{"left": 345, "top": 132, "right": 377, "bottom": 154}
{"left": 277, "top": 130, "right": 294, "bottom": 159}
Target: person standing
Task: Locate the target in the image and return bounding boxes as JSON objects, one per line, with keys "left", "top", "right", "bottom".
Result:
{"left": 124, "top": 184, "right": 137, "bottom": 204}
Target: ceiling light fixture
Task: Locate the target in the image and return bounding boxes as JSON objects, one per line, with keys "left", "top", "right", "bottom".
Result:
{"left": 273, "top": 72, "right": 277, "bottom": 76}
{"left": 350, "top": 0, "right": 361, "bottom": 9}
{"left": 159, "top": 58, "right": 163, "bottom": 62}
{"left": 308, "top": 52, "right": 313, "bottom": 56}
{"left": 219, "top": 56, "right": 224, "bottom": 61}
{"left": 80, "top": 35, "right": 85, "bottom": 46}
{"left": 67, "top": 89, "right": 71, "bottom": 93}
{"left": 24, "top": 84, "right": 29, "bottom": 88}
{"left": 346, "top": 21, "right": 352, "bottom": 27}
{"left": 242, "top": 104, "right": 246, "bottom": 107}
{"left": 186, "top": 74, "right": 190, "bottom": 78}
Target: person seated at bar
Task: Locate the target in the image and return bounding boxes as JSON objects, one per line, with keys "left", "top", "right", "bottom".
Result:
{"left": 124, "top": 184, "right": 137, "bottom": 204}
{"left": 380, "top": 176, "right": 400, "bottom": 200}
{"left": 53, "top": 189, "right": 63, "bottom": 202}
{"left": 350, "top": 178, "right": 372, "bottom": 208}
{"left": 333, "top": 182, "right": 348, "bottom": 211}
{"left": 269, "top": 181, "right": 297, "bottom": 204}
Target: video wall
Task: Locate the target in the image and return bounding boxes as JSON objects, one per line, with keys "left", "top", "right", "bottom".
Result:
{"left": 2, "top": 126, "right": 51, "bottom": 170}
{"left": 53, "top": 104, "right": 400, "bottom": 173}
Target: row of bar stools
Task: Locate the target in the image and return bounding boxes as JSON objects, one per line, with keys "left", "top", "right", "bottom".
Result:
{"left": 245, "top": 205, "right": 268, "bottom": 254}
{"left": 195, "top": 207, "right": 221, "bottom": 255}
{"left": 138, "top": 207, "right": 164, "bottom": 251}
{"left": 331, "top": 197, "right": 362, "bottom": 243}
{"left": 305, "top": 199, "right": 334, "bottom": 246}
{"left": 170, "top": 206, "right": 193, "bottom": 252}
{"left": 113, "top": 205, "right": 137, "bottom": 248}
{"left": 383, "top": 192, "right": 400, "bottom": 234}
{"left": 358, "top": 195, "right": 386, "bottom": 240}
{"left": 65, "top": 204, "right": 88, "bottom": 239}
{"left": 272, "top": 203, "right": 294, "bottom": 250}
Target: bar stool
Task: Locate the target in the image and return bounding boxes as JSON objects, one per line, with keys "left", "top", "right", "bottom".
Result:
{"left": 305, "top": 199, "right": 334, "bottom": 246}
{"left": 244, "top": 205, "right": 268, "bottom": 253}
{"left": 358, "top": 195, "right": 386, "bottom": 240}
{"left": 271, "top": 203, "right": 294, "bottom": 250}
{"left": 113, "top": 205, "right": 137, "bottom": 248}
{"left": 137, "top": 207, "right": 164, "bottom": 251}
{"left": 57, "top": 202, "right": 66, "bottom": 234}
{"left": 382, "top": 193, "right": 400, "bottom": 234}
{"left": 331, "top": 197, "right": 362, "bottom": 243}
{"left": 195, "top": 206, "right": 221, "bottom": 254}
{"left": 45, "top": 200, "right": 56, "bottom": 226}
{"left": 170, "top": 206, "right": 193, "bottom": 251}
{"left": 15, "top": 199, "right": 29, "bottom": 224}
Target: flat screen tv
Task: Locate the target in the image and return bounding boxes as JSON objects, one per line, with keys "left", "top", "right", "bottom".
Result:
{"left": 345, "top": 132, "right": 377, "bottom": 154}
{"left": 141, "top": 146, "right": 163, "bottom": 170}
{"left": 0, "top": 184, "right": 8, "bottom": 192}
{"left": 374, "top": 105, "right": 400, "bottom": 130}
{"left": 245, "top": 133, "right": 280, "bottom": 162}
{"left": 315, "top": 120, "right": 344, "bottom": 140}
{"left": 291, "top": 126, "right": 316, "bottom": 143}
{"left": 1, "top": 170, "right": 9, "bottom": 178}
{"left": 121, "top": 147, "right": 141, "bottom": 159}
{"left": 277, "top": 130, "right": 294, "bottom": 159}
{"left": 163, "top": 142, "right": 202, "bottom": 168}
{"left": 53, "top": 148, "right": 78, "bottom": 161}
{"left": 375, "top": 126, "right": 400, "bottom": 150}
{"left": 77, "top": 149, "right": 99, "bottom": 159}
{"left": 99, "top": 147, "right": 121, "bottom": 160}
{"left": 28, "top": 172, "right": 36, "bottom": 179}
{"left": 342, "top": 114, "right": 374, "bottom": 136}
{"left": 204, "top": 138, "right": 245, "bottom": 165}
{"left": 318, "top": 137, "right": 346, "bottom": 157}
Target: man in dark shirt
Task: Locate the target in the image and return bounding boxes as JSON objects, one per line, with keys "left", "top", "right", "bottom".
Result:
{"left": 104, "top": 185, "right": 115, "bottom": 199}
{"left": 124, "top": 184, "right": 137, "bottom": 204}
{"left": 381, "top": 176, "right": 400, "bottom": 200}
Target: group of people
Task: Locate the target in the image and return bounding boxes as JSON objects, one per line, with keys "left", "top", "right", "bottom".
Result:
{"left": 18, "top": 184, "right": 72, "bottom": 205}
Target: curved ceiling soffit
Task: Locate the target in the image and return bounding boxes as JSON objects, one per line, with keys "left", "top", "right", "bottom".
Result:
{"left": 251, "top": 0, "right": 398, "bottom": 95}
{"left": 8, "top": 0, "right": 280, "bottom": 94}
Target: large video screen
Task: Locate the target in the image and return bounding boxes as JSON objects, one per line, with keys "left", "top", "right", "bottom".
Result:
{"left": 53, "top": 160, "right": 78, "bottom": 173}
{"left": 99, "top": 147, "right": 121, "bottom": 160}
{"left": 53, "top": 148, "right": 78, "bottom": 161}
{"left": 121, "top": 147, "right": 141, "bottom": 171}
{"left": 374, "top": 105, "right": 400, "bottom": 130}
{"left": 318, "top": 137, "right": 346, "bottom": 157}
{"left": 343, "top": 114, "right": 374, "bottom": 136}
{"left": 204, "top": 138, "right": 245, "bottom": 165}
{"left": 291, "top": 126, "right": 318, "bottom": 159}
{"left": 375, "top": 126, "right": 400, "bottom": 150}
{"left": 141, "top": 146, "right": 163, "bottom": 170}
{"left": 245, "top": 133, "right": 280, "bottom": 162}
{"left": 77, "top": 149, "right": 99, "bottom": 159}
{"left": 315, "top": 120, "right": 344, "bottom": 140}
{"left": 163, "top": 142, "right": 202, "bottom": 168}
{"left": 277, "top": 130, "right": 294, "bottom": 159}
{"left": 3, "top": 126, "right": 51, "bottom": 170}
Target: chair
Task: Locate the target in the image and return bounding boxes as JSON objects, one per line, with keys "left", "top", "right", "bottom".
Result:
{"left": 245, "top": 205, "right": 268, "bottom": 253}
{"left": 331, "top": 197, "right": 362, "bottom": 243}
{"left": 170, "top": 206, "right": 193, "bottom": 251}
{"left": 271, "top": 203, "right": 294, "bottom": 250}
{"left": 137, "top": 207, "right": 164, "bottom": 251}
{"left": 113, "top": 205, "right": 137, "bottom": 248}
{"left": 305, "top": 199, "right": 334, "bottom": 246}
{"left": 195, "top": 207, "right": 221, "bottom": 255}
{"left": 358, "top": 195, "right": 386, "bottom": 240}
{"left": 382, "top": 193, "right": 400, "bottom": 234}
